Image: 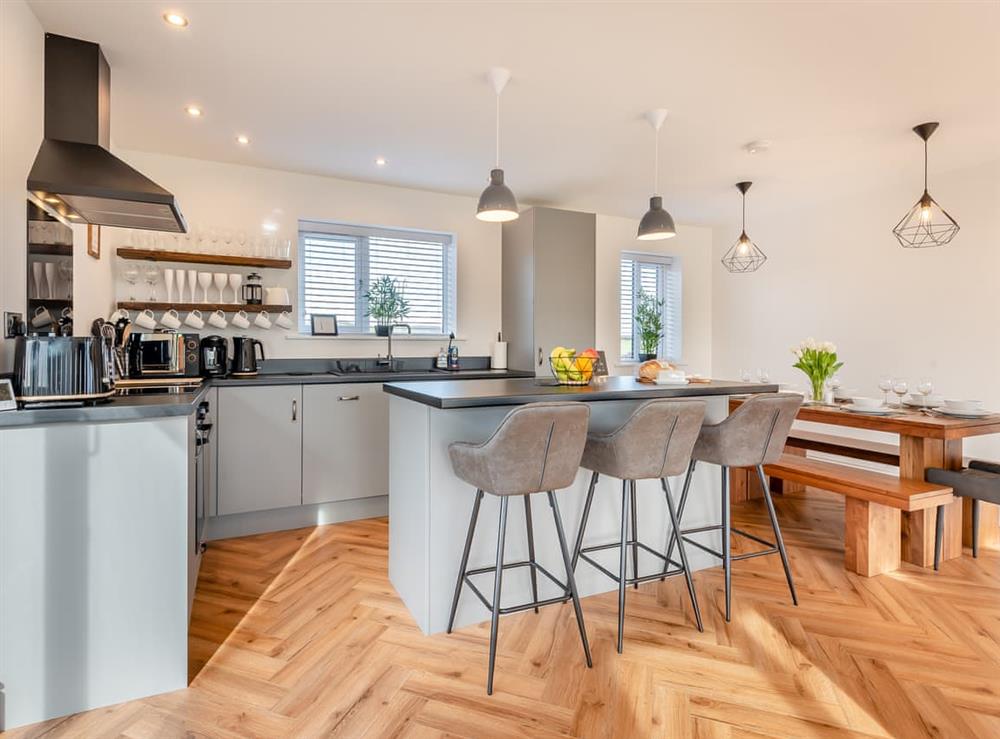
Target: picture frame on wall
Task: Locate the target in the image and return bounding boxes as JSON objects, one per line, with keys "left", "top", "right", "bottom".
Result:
{"left": 310, "top": 314, "right": 339, "bottom": 336}
{"left": 87, "top": 224, "right": 100, "bottom": 259}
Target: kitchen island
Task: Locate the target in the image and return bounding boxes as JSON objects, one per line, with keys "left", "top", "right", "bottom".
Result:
{"left": 383, "top": 376, "right": 777, "bottom": 634}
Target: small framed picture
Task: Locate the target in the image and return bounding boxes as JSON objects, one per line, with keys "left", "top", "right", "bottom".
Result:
{"left": 593, "top": 350, "right": 610, "bottom": 377}
{"left": 0, "top": 378, "right": 17, "bottom": 411}
{"left": 310, "top": 314, "right": 339, "bottom": 336}
{"left": 87, "top": 224, "right": 101, "bottom": 259}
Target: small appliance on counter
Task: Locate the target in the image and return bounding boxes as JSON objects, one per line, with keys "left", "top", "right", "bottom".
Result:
{"left": 200, "top": 335, "right": 229, "bottom": 377}
{"left": 12, "top": 335, "right": 114, "bottom": 406}
{"left": 231, "top": 336, "right": 265, "bottom": 377}
{"left": 126, "top": 332, "right": 200, "bottom": 379}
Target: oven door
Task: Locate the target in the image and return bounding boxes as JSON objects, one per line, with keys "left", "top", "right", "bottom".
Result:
{"left": 138, "top": 336, "right": 181, "bottom": 375}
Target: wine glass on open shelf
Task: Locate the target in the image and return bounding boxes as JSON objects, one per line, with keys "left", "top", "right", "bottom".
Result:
{"left": 122, "top": 263, "right": 140, "bottom": 301}
{"left": 142, "top": 263, "right": 161, "bottom": 301}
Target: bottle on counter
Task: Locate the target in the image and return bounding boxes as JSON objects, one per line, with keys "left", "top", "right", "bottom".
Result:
{"left": 436, "top": 347, "right": 448, "bottom": 369}
{"left": 446, "top": 333, "right": 459, "bottom": 370}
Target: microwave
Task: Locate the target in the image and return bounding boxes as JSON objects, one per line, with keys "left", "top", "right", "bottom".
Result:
{"left": 127, "top": 333, "right": 201, "bottom": 378}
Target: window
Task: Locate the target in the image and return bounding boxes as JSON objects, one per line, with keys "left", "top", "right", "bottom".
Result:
{"left": 619, "top": 252, "right": 682, "bottom": 361}
{"left": 299, "top": 220, "right": 457, "bottom": 335}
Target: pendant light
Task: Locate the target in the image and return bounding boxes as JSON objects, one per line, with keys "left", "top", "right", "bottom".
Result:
{"left": 892, "top": 122, "right": 959, "bottom": 248}
{"left": 476, "top": 67, "right": 519, "bottom": 222}
{"left": 721, "top": 181, "right": 767, "bottom": 273}
{"left": 636, "top": 108, "right": 676, "bottom": 240}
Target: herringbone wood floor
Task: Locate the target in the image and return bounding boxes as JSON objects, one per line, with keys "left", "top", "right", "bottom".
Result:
{"left": 8, "top": 488, "right": 1000, "bottom": 738}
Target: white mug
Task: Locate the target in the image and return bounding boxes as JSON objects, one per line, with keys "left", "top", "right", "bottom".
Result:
{"left": 109, "top": 308, "right": 130, "bottom": 323}
{"left": 231, "top": 310, "right": 251, "bottom": 329}
{"left": 160, "top": 309, "right": 181, "bottom": 329}
{"left": 134, "top": 309, "right": 157, "bottom": 330}
{"left": 275, "top": 311, "right": 294, "bottom": 330}
{"left": 184, "top": 309, "right": 205, "bottom": 329}
{"left": 207, "top": 310, "right": 228, "bottom": 329}
{"left": 30, "top": 306, "right": 54, "bottom": 328}
{"left": 253, "top": 310, "right": 272, "bottom": 329}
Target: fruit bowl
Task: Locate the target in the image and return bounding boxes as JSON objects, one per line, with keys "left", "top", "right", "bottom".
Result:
{"left": 548, "top": 353, "right": 597, "bottom": 386}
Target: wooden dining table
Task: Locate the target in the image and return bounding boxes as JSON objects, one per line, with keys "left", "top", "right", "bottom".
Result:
{"left": 730, "top": 397, "right": 1000, "bottom": 568}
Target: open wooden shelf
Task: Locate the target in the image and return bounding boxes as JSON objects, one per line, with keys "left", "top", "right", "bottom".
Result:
{"left": 29, "top": 243, "right": 73, "bottom": 256}
{"left": 117, "top": 247, "right": 291, "bottom": 270}
{"left": 29, "top": 297, "right": 72, "bottom": 308}
{"left": 117, "top": 301, "right": 291, "bottom": 314}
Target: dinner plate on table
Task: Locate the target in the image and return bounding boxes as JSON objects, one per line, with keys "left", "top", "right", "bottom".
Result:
{"left": 840, "top": 404, "right": 896, "bottom": 415}
{"left": 931, "top": 408, "right": 994, "bottom": 419}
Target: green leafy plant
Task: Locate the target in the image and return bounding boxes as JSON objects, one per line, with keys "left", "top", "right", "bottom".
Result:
{"left": 636, "top": 291, "right": 664, "bottom": 357}
{"left": 364, "top": 275, "right": 410, "bottom": 329}
{"left": 791, "top": 338, "right": 844, "bottom": 402}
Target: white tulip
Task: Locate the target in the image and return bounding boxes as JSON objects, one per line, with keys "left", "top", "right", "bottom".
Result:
{"left": 804, "top": 337, "right": 817, "bottom": 350}
{"left": 822, "top": 341, "right": 837, "bottom": 353}
{"left": 793, "top": 349, "right": 803, "bottom": 359}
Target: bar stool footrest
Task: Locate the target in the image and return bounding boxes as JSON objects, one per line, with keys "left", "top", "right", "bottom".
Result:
{"left": 463, "top": 560, "right": 571, "bottom": 615}
{"left": 578, "top": 539, "right": 685, "bottom": 587}
{"left": 679, "top": 526, "right": 779, "bottom": 562}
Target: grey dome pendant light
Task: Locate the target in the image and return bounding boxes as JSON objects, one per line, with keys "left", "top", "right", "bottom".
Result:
{"left": 892, "top": 122, "right": 959, "bottom": 248}
{"left": 636, "top": 108, "right": 676, "bottom": 240}
{"left": 476, "top": 67, "right": 519, "bottom": 222}
{"left": 721, "top": 181, "right": 767, "bottom": 273}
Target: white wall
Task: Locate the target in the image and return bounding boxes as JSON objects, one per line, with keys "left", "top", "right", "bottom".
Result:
{"left": 105, "top": 150, "right": 502, "bottom": 359}
{"left": 0, "top": 0, "right": 43, "bottom": 370}
{"left": 596, "top": 215, "right": 713, "bottom": 375}
{"left": 711, "top": 159, "right": 1000, "bottom": 459}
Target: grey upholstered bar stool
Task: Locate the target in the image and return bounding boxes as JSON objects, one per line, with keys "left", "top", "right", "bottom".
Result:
{"left": 446, "top": 401, "right": 593, "bottom": 695}
{"left": 670, "top": 393, "right": 802, "bottom": 622}
{"left": 571, "top": 399, "right": 707, "bottom": 653}
{"left": 927, "top": 460, "right": 1000, "bottom": 569}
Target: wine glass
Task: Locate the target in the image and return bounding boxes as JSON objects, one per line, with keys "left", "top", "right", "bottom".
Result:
{"left": 228, "top": 273, "right": 242, "bottom": 304}
{"left": 122, "top": 263, "right": 140, "bottom": 300}
{"left": 197, "top": 272, "right": 213, "bottom": 302}
{"left": 917, "top": 377, "right": 934, "bottom": 407}
{"left": 829, "top": 374, "right": 842, "bottom": 401}
{"left": 878, "top": 375, "right": 893, "bottom": 406}
{"left": 206, "top": 227, "right": 219, "bottom": 255}
{"left": 213, "top": 272, "right": 228, "bottom": 302}
{"left": 58, "top": 260, "right": 73, "bottom": 299}
{"left": 892, "top": 378, "right": 908, "bottom": 409}
{"left": 236, "top": 230, "right": 247, "bottom": 256}
{"left": 221, "top": 229, "right": 234, "bottom": 256}
{"left": 143, "top": 263, "right": 161, "bottom": 301}
{"left": 756, "top": 368, "right": 770, "bottom": 383}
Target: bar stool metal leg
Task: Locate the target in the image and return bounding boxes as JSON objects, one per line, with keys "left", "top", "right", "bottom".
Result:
{"left": 630, "top": 481, "right": 640, "bottom": 589}
{"left": 447, "top": 489, "right": 484, "bottom": 634}
{"left": 755, "top": 466, "right": 798, "bottom": 605}
{"left": 972, "top": 499, "right": 980, "bottom": 558}
{"left": 662, "top": 478, "right": 703, "bottom": 632}
{"left": 721, "top": 466, "right": 732, "bottom": 622}
{"left": 934, "top": 503, "right": 944, "bottom": 571}
{"left": 524, "top": 496, "right": 539, "bottom": 613}
{"left": 487, "top": 498, "right": 509, "bottom": 696}
{"left": 664, "top": 460, "right": 697, "bottom": 577}
{"left": 572, "top": 471, "right": 599, "bottom": 570}
{"left": 548, "top": 491, "right": 593, "bottom": 668}
{"left": 618, "top": 479, "right": 630, "bottom": 653}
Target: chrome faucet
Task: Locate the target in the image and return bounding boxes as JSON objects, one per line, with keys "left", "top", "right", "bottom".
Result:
{"left": 376, "top": 323, "right": 412, "bottom": 370}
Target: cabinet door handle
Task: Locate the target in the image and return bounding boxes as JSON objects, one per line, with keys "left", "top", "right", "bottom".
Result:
{"left": 338, "top": 395, "right": 360, "bottom": 401}
{"left": 537, "top": 347, "right": 543, "bottom": 366}
{"left": 291, "top": 399, "right": 298, "bottom": 421}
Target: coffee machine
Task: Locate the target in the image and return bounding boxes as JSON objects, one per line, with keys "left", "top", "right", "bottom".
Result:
{"left": 200, "top": 335, "right": 229, "bottom": 377}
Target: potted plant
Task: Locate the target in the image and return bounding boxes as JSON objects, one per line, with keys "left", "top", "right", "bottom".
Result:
{"left": 791, "top": 338, "right": 844, "bottom": 403}
{"left": 635, "top": 291, "right": 664, "bottom": 362}
{"left": 364, "top": 275, "right": 410, "bottom": 336}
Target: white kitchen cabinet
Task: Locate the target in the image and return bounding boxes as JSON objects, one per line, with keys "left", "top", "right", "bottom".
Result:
{"left": 302, "top": 382, "right": 389, "bottom": 504}
{"left": 217, "top": 385, "right": 303, "bottom": 515}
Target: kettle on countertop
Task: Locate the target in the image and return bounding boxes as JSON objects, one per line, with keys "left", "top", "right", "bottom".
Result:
{"left": 230, "top": 336, "right": 264, "bottom": 377}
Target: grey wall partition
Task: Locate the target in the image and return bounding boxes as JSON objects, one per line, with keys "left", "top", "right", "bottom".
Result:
{"left": 501, "top": 207, "right": 596, "bottom": 375}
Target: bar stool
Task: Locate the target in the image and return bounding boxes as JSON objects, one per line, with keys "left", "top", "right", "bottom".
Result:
{"left": 927, "top": 460, "right": 1000, "bottom": 569}
{"left": 446, "top": 401, "right": 593, "bottom": 695}
{"left": 669, "top": 393, "right": 802, "bottom": 622}
{"left": 571, "top": 399, "right": 707, "bottom": 653}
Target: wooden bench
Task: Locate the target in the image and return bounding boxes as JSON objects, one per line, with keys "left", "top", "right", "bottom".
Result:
{"left": 768, "top": 430, "right": 901, "bottom": 495}
{"left": 763, "top": 453, "right": 953, "bottom": 576}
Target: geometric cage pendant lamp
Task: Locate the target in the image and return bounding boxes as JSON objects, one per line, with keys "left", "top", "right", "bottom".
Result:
{"left": 892, "top": 122, "right": 959, "bottom": 248}
{"left": 721, "top": 181, "right": 767, "bottom": 273}
{"left": 476, "top": 67, "right": 519, "bottom": 222}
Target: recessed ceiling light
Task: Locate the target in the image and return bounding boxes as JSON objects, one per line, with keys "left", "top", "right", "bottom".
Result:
{"left": 44, "top": 197, "right": 60, "bottom": 204}
{"left": 163, "top": 12, "right": 188, "bottom": 28}
{"left": 375, "top": 157, "right": 387, "bottom": 166}
{"left": 743, "top": 139, "right": 771, "bottom": 155}
{"left": 185, "top": 105, "right": 202, "bottom": 117}
{"left": 236, "top": 134, "right": 250, "bottom": 145}
{"left": 66, "top": 213, "right": 80, "bottom": 219}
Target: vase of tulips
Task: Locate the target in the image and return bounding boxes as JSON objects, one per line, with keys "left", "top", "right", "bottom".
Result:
{"left": 791, "top": 338, "right": 844, "bottom": 403}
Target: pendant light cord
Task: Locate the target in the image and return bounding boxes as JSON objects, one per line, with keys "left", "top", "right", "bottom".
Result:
{"left": 495, "top": 91, "right": 501, "bottom": 168}
{"left": 653, "top": 128, "right": 659, "bottom": 195}
{"left": 742, "top": 192, "right": 746, "bottom": 231}
{"left": 923, "top": 138, "right": 928, "bottom": 192}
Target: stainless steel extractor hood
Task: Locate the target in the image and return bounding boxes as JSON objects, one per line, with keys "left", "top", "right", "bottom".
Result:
{"left": 27, "top": 34, "right": 187, "bottom": 233}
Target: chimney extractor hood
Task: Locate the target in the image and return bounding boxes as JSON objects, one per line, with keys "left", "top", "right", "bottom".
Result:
{"left": 27, "top": 34, "right": 187, "bottom": 233}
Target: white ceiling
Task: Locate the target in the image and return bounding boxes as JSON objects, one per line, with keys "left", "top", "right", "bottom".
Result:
{"left": 27, "top": 1, "right": 1000, "bottom": 225}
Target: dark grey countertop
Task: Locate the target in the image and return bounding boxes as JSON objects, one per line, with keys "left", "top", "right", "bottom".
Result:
{"left": 0, "top": 367, "right": 533, "bottom": 429}
{"left": 382, "top": 376, "right": 779, "bottom": 409}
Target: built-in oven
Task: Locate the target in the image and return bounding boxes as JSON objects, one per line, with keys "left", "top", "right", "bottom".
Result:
{"left": 194, "top": 400, "right": 213, "bottom": 555}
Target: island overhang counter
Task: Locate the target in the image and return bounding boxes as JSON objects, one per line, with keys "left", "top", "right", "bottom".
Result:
{"left": 383, "top": 376, "right": 778, "bottom": 635}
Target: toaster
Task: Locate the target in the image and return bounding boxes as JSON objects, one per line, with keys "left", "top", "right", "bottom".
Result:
{"left": 12, "top": 335, "right": 114, "bottom": 406}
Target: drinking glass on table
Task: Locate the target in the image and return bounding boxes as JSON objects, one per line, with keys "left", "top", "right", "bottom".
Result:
{"left": 892, "top": 378, "right": 909, "bottom": 408}
{"left": 878, "top": 375, "right": 893, "bottom": 406}
{"left": 739, "top": 368, "right": 752, "bottom": 383}
{"left": 757, "top": 368, "right": 770, "bottom": 383}
{"left": 917, "top": 378, "right": 934, "bottom": 406}
{"left": 829, "top": 374, "right": 842, "bottom": 399}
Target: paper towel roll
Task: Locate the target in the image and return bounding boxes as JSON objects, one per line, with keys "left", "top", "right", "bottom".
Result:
{"left": 491, "top": 341, "right": 508, "bottom": 370}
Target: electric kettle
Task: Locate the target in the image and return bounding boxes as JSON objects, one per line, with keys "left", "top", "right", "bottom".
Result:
{"left": 230, "top": 336, "right": 265, "bottom": 377}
